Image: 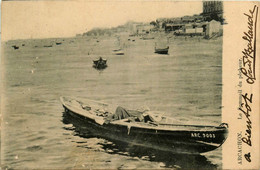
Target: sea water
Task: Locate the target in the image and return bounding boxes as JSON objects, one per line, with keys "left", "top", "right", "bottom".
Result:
{"left": 1, "top": 35, "right": 222, "bottom": 169}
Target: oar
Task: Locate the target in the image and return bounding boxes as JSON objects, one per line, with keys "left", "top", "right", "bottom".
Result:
{"left": 110, "top": 118, "right": 129, "bottom": 123}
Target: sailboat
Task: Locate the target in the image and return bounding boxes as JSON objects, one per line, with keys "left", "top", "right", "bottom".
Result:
{"left": 154, "top": 37, "right": 170, "bottom": 55}
{"left": 113, "top": 36, "right": 124, "bottom": 55}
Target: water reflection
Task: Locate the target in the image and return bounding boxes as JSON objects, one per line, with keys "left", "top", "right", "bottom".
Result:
{"left": 62, "top": 112, "right": 217, "bottom": 169}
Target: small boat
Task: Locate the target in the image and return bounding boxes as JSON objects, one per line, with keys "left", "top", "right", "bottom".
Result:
{"left": 43, "top": 45, "right": 53, "bottom": 48}
{"left": 142, "top": 36, "right": 155, "bottom": 40}
{"left": 113, "top": 36, "right": 124, "bottom": 55}
{"left": 60, "top": 97, "right": 228, "bottom": 154}
{"left": 155, "top": 46, "right": 169, "bottom": 55}
{"left": 93, "top": 57, "right": 107, "bottom": 69}
{"left": 12, "top": 45, "right": 19, "bottom": 50}
{"left": 113, "top": 49, "right": 124, "bottom": 55}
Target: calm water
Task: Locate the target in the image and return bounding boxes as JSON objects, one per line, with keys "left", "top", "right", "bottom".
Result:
{"left": 1, "top": 35, "right": 222, "bottom": 169}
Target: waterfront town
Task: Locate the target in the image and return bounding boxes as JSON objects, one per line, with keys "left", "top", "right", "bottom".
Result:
{"left": 82, "top": 1, "right": 224, "bottom": 39}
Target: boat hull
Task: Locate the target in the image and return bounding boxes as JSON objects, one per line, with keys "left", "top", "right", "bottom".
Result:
{"left": 93, "top": 64, "right": 107, "bottom": 69}
{"left": 113, "top": 49, "right": 124, "bottom": 55}
{"left": 114, "top": 52, "right": 124, "bottom": 55}
{"left": 61, "top": 97, "right": 228, "bottom": 154}
{"left": 155, "top": 50, "right": 169, "bottom": 54}
{"left": 155, "top": 47, "right": 169, "bottom": 54}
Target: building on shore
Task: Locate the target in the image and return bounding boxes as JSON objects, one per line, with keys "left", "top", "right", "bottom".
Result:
{"left": 133, "top": 24, "right": 155, "bottom": 35}
{"left": 165, "top": 20, "right": 222, "bottom": 39}
{"left": 205, "top": 20, "right": 222, "bottom": 39}
{"left": 154, "top": 1, "right": 223, "bottom": 39}
{"left": 202, "top": 1, "right": 224, "bottom": 23}
{"left": 82, "top": 1, "right": 223, "bottom": 39}
{"left": 166, "top": 23, "right": 205, "bottom": 36}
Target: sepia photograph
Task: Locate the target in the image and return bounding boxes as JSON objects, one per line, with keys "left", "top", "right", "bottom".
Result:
{"left": 0, "top": 1, "right": 259, "bottom": 169}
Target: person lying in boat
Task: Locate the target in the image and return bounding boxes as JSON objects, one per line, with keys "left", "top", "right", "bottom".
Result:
{"left": 104, "top": 106, "right": 162, "bottom": 124}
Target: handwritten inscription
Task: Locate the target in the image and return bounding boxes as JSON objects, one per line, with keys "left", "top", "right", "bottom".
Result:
{"left": 238, "top": 5, "right": 258, "bottom": 164}
{"left": 240, "top": 5, "right": 258, "bottom": 84}
{"left": 239, "top": 93, "right": 253, "bottom": 162}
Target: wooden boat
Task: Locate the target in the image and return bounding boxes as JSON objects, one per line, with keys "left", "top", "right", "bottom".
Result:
{"left": 93, "top": 57, "right": 107, "bottom": 69}
{"left": 113, "top": 37, "right": 124, "bottom": 55}
{"left": 12, "top": 45, "right": 19, "bottom": 50}
{"left": 113, "top": 49, "right": 124, "bottom": 55}
{"left": 142, "top": 35, "right": 155, "bottom": 40}
{"left": 155, "top": 46, "right": 169, "bottom": 54}
{"left": 60, "top": 97, "right": 228, "bottom": 154}
{"left": 43, "top": 45, "right": 53, "bottom": 48}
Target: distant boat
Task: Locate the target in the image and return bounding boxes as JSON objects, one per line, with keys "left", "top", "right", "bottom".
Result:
{"left": 12, "top": 45, "right": 19, "bottom": 50}
{"left": 56, "top": 42, "right": 62, "bottom": 45}
{"left": 93, "top": 57, "right": 107, "bottom": 70}
{"left": 155, "top": 46, "right": 169, "bottom": 55}
{"left": 113, "top": 37, "right": 124, "bottom": 55}
{"left": 43, "top": 45, "right": 53, "bottom": 48}
{"left": 113, "top": 49, "right": 124, "bottom": 55}
{"left": 142, "top": 35, "right": 154, "bottom": 40}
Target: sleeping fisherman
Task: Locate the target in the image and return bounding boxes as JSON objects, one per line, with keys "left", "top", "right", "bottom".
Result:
{"left": 104, "top": 106, "right": 161, "bottom": 124}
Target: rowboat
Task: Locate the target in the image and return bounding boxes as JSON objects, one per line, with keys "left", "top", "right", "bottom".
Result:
{"left": 93, "top": 57, "right": 107, "bottom": 69}
{"left": 60, "top": 97, "right": 228, "bottom": 154}
{"left": 155, "top": 46, "right": 169, "bottom": 54}
{"left": 113, "top": 49, "right": 124, "bottom": 55}
{"left": 142, "top": 35, "right": 155, "bottom": 40}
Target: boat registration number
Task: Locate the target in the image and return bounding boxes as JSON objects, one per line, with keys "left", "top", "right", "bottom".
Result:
{"left": 191, "top": 133, "right": 215, "bottom": 138}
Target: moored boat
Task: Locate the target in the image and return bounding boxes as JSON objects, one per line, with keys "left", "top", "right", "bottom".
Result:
{"left": 142, "top": 34, "right": 155, "bottom": 40}
{"left": 155, "top": 46, "right": 169, "bottom": 54}
{"left": 93, "top": 57, "right": 107, "bottom": 69}
{"left": 142, "top": 36, "right": 155, "bottom": 40}
{"left": 60, "top": 96, "right": 228, "bottom": 154}
{"left": 113, "top": 49, "right": 124, "bottom": 55}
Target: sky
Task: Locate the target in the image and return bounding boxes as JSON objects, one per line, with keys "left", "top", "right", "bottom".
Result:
{"left": 1, "top": 1, "right": 202, "bottom": 41}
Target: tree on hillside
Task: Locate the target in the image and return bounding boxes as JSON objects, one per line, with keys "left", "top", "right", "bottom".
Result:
{"left": 150, "top": 21, "right": 159, "bottom": 28}
{"left": 150, "top": 21, "right": 157, "bottom": 26}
